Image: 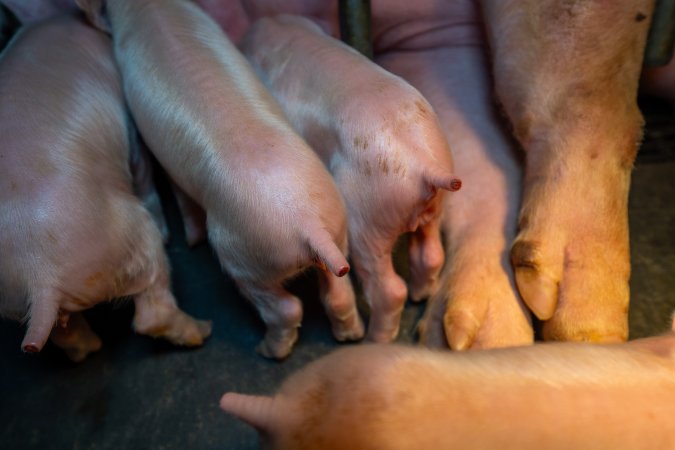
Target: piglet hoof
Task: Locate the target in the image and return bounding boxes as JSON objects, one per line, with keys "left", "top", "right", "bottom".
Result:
{"left": 325, "top": 296, "right": 365, "bottom": 342}
{"left": 511, "top": 235, "right": 629, "bottom": 343}
{"left": 49, "top": 313, "right": 103, "bottom": 362}
{"left": 256, "top": 328, "right": 299, "bottom": 360}
{"left": 164, "top": 314, "right": 212, "bottom": 347}
{"left": 62, "top": 337, "right": 103, "bottom": 363}
{"left": 331, "top": 317, "right": 365, "bottom": 343}
{"left": 418, "top": 257, "right": 534, "bottom": 350}
{"left": 134, "top": 308, "right": 212, "bottom": 347}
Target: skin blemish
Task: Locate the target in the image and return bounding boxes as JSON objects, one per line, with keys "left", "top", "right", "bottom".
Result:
{"left": 393, "top": 161, "right": 406, "bottom": 176}
{"left": 450, "top": 179, "right": 462, "bottom": 191}
{"left": 47, "top": 231, "right": 58, "bottom": 244}
{"left": 377, "top": 154, "right": 389, "bottom": 174}
{"left": 353, "top": 136, "right": 368, "bottom": 150}
{"left": 415, "top": 99, "right": 429, "bottom": 117}
{"left": 363, "top": 161, "right": 372, "bottom": 176}
{"left": 635, "top": 12, "right": 647, "bottom": 22}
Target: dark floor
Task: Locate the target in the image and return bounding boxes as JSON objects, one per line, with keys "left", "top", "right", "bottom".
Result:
{"left": 1, "top": 96, "right": 674, "bottom": 450}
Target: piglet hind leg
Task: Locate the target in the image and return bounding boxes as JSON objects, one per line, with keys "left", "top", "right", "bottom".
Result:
{"left": 49, "top": 312, "right": 102, "bottom": 362}
{"left": 407, "top": 209, "right": 446, "bottom": 302}
{"left": 349, "top": 240, "right": 408, "bottom": 343}
{"left": 237, "top": 283, "right": 305, "bottom": 359}
{"left": 481, "top": 0, "right": 655, "bottom": 342}
{"left": 132, "top": 277, "right": 211, "bottom": 347}
{"left": 317, "top": 269, "right": 365, "bottom": 342}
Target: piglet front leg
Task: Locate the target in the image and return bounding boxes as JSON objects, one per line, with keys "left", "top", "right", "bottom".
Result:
{"left": 241, "top": 15, "right": 460, "bottom": 342}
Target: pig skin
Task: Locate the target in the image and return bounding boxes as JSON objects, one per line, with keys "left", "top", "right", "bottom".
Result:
{"left": 73, "top": 0, "right": 658, "bottom": 347}
{"left": 241, "top": 15, "right": 461, "bottom": 343}
{"left": 0, "top": 12, "right": 211, "bottom": 360}
{"left": 82, "top": 0, "right": 364, "bottom": 358}
{"left": 373, "top": 0, "right": 534, "bottom": 349}
{"left": 212, "top": 0, "right": 653, "bottom": 347}
{"left": 222, "top": 333, "right": 675, "bottom": 450}
{"left": 480, "top": 0, "right": 655, "bottom": 342}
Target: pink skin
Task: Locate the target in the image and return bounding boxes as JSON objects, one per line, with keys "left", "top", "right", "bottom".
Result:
{"left": 221, "top": 332, "right": 675, "bottom": 449}
{"left": 480, "top": 0, "right": 655, "bottom": 341}
{"left": 78, "top": 0, "right": 364, "bottom": 358}
{"left": 241, "top": 16, "right": 461, "bottom": 343}
{"left": 0, "top": 12, "right": 211, "bottom": 361}
{"left": 373, "top": 0, "right": 533, "bottom": 349}
{"left": 0, "top": 0, "right": 207, "bottom": 247}
{"left": 0, "top": 0, "right": 73, "bottom": 24}
{"left": 35, "top": 0, "right": 652, "bottom": 346}
{"left": 204, "top": 0, "right": 656, "bottom": 345}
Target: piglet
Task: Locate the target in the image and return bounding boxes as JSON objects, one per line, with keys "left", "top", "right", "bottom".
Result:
{"left": 222, "top": 332, "right": 675, "bottom": 449}
{"left": 0, "top": 12, "right": 211, "bottom": 361}
{"left": 76, "top": 0, "right": 364, "bottom": 358}
{"left": 241, "top": 15, "right": 461, "bottom": 343}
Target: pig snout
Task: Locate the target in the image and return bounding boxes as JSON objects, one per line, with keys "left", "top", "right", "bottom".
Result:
{"left": 241, "top": 14, "right": 460, "bottom": 344}
{"left": 222, "top": 334, "right": 675, "bottom": 449}
{"left": 0, "top": 12, "right": 210, "bottom": 360}
{"left": 99, "top": 0, "right": 363, "bottom": 358}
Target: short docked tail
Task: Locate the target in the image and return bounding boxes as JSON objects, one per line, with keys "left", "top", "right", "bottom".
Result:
{"left": 22, "top": 297, "right": 59, "bottom": 353}
{"left": 220, "top": 392, "right": 275, "bottom": 431}
{"left": 425, "top": 169, "right": 462, "bottom": 192}
{"left": 307, "top": 228, "right": 350, "bottom": 277}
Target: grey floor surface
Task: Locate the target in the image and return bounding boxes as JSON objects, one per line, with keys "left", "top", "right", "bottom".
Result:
{"left": 0, "top": 96, "right": 674, "bottom": 450}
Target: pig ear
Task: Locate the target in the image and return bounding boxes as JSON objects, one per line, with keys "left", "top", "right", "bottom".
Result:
{"left": 75, "top": 0, "right": 111, "bottom": 33}
{"left": 220, "top": 392, "right": 275, "bottom": 431}
{"left": 307, "top": 229, "right": 350, "bottom": 277}
{"left": 21, "top": 298, "right": 59, "bottom": 353}
{"left": 426, "top": 170, "right": 462, "bottom": 193}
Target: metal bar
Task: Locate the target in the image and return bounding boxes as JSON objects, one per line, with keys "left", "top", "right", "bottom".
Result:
{"left": 338, "top": 0, "right": 373, "bottom": 59}
{"left": 644, "top": 0, "right": 675, "bottom": 66}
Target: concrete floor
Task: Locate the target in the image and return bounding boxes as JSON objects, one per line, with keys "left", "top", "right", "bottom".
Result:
{"left": 1, "top": 96, "right": 674, "bottom": 449}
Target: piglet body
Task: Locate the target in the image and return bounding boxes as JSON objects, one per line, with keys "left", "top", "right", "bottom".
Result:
{"left": 0, "top": 12, "right": 210, "bottom": 360}
{"left": 222, "top": 334, "right": 675, "bottom": 449}
{"left": 241, "top": 15, "right": 460, "bottom": 343}
{"left": 92, "top": 0, "right": 363, "bottom": 358}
